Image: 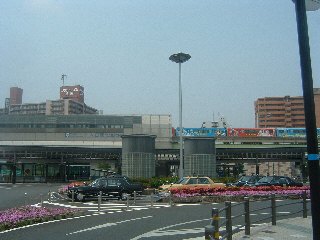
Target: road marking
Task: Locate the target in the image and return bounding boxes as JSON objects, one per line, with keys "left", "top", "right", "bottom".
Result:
{"left": 66, "top": 216, "right": 153, "bottom": 235}
{"left": 175, "top": 203, "right": 201, "bottom": 206}
{"left": 37, "top": 200, "right": 173, "bottom": 212}
{"left": 0, "top": 216, "right": 82, "bottom": 234}
{"left": 290, "top": 234, "right": 308, "bottom": 238}
{"left": 256, "top": 237, "right": 275, "bottom": 240}
{"left": 131, "top": 218, "right": 208, "bottom": 240}
{"left": 132, "top": 228, "right": 204, "bottom": 238}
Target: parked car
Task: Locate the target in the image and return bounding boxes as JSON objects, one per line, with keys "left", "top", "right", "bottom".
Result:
{"left": 254, "top": 176, "right": 303, "bottom": 187}
{"left": 67, "top": 175, "right": 144, "bottom": 201}
{"left": 226, "top": 175, "right": 264, "bottom": 187}
{"left": 159, "top": 176, "right": 225, "bottom": 191}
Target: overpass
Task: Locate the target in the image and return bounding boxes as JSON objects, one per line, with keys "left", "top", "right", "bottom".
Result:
{"left": 0, "top": 136, "right": 308, "bottom": 164}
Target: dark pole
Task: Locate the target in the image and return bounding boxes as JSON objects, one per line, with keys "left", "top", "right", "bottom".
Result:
{"left": 294, "top": 1, "right": 320, "bottom": 239}
{"left": 12, "top": 152, "right": 16, "bottom": 184}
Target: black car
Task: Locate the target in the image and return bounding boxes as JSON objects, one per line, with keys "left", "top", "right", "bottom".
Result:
{"left": 255, "top": 176, "right": 303, "bottom": 187}
{"left": 67, "top": 175, "right": 144, "bottom": 201}
{"left": 226, "top": 175, "right": 263, "bottom": 187}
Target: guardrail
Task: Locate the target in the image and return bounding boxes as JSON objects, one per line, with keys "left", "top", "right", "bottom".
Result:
{"left": 204, "top": 192, "right": 309, "bottom": 240}
{"left": 21, "top": 189, "right": 174, "bottom": 213}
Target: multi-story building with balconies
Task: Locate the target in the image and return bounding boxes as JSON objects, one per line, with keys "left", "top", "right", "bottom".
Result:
{"left": 255, "top": 88, "right": 320, "bottom": 128}
{"left": 1, "top": 85, "right": 98, "bottom": 115}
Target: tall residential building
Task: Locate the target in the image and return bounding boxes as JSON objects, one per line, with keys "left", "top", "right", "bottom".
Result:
{"left": 1, "top": 85, "right": 97, "bottom": 116}
{"left": 9, "top": 99, "right": 97, "bottom": 115}
{"left": 255, "top": 88, "right": 320, "bottom": 128}
{"left": 10, "top": 87, "right": 23, "bottom": 105}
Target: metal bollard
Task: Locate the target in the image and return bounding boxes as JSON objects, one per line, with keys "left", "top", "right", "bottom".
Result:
{"left": 213, "top": 208, "right": 220, "bottom": 240}
{"left": 204, "top": 225, "right": 215, "bottom": 240}
{"left": 71, "top": 190, "right": 75, "bottom": 202}
{"left": 204, "top": 208, "right": 220, "bottom": 240}
{"left": 24, "top": 193, "right": 28, "bottom": 205}
{"left": 133, "top": 191, "right": 136, "bottom": 205}
{"left": 169, "top": 191, "right": 172, "bottom": 207}
{"left": 48, "top": 190, "right": 51, "bottom": 202}
{"left": 98, "top": 191, "right": 102, "bottom": 212}
{"left": 126, "top": 194, "right": 130, "bottom": 210}
{"left": 150, "top": 193, "right": 154, "bottom": 208}
{"left": 302, "top": 191, "right": 307, "bottom": 218}
{"left": 40, "top": 194, "right": 43, "bottom": 207}
{"left": 271, "top": 194, "right": 276, "bottom": 225}
{"left": 244, "top": 197, "right": 251, "bottom": 236}
{"left": 225, "top": 201, "right": 232, "bottom": 240}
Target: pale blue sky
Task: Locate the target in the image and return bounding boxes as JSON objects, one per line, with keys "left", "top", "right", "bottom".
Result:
{"left": 1, "top": 0, "right": 320, "bottom": 128}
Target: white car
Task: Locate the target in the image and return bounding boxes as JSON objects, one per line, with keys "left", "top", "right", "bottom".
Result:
{"left": 159, "top": 176, "right": 225, "bottom": 191}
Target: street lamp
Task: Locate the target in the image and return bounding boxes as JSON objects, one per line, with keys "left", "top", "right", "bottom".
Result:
{"left": 292, "top": 0, "right": 320, "bottom": 239}
{"left": 169, "top": 52, "right": 191, "bottom": 178}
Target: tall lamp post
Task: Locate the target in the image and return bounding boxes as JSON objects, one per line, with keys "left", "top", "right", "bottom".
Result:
{"left": 169, "top": 52, "right": 191, "bottom": 178}
{"left": 292, "top": 0, "right": 320, "bottom": 239}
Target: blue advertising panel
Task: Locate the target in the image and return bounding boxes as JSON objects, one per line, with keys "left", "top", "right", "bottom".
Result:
{"left": 276, "top": 128, "right": 306, "bottom": 138}
{"left": 175, "top": 128, "right": 227, "bottom": 137}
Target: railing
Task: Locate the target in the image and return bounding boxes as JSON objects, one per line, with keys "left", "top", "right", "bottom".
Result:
{"left": 67, "top": 190, "right": 174, "bottom": 212}
{"left": 205, "top": 192, "right": 309, "bottom": 240}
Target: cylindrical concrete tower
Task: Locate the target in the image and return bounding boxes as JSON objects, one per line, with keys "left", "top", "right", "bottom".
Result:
{"left": 121, "top": 134, "right": 156, "bottom": 178}
{"left": 184, "top": 137, "right": 216, "bottom": 177}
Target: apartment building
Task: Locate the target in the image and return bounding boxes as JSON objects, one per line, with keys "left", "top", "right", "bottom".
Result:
{"left": 1, "top": 85, "right": 98, "bottom": 115}
{"left": 255, "top": 88, "right": 320, "bottom": 128}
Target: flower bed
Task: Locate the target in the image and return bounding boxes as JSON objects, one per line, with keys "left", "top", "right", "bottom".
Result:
{"left": 0, "top": 206, "right": 80, "bottom": 232}
{"left": 167, "top": 186, "right": 310, "bottom": 203}
{"left": 58, "top": 181, "right": 89, "bottom": 194}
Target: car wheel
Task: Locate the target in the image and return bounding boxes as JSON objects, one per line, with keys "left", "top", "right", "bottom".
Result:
{"left": 76, "top": 193, "right": 85, "bottom": 202}
{"left": 119, "top": 192, "right": 128, "bottom": 201}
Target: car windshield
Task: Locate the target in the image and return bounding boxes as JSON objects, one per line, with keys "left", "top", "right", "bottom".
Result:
{"left": 238, "top": 176, "right": 252, "bottom": 182}
{"left": 89, "top": 179, "right": 102, "bottom": 187}
{"left": 177, "top": 177, "right": 190, "bottom": 184}
{"left": 258, "top": 176, "right": 275, "bottom": 183}
{"left": 89, "top": 180, "right": 97, "bottom": 186}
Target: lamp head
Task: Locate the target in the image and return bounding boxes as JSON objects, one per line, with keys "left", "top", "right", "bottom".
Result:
{"left": 169, "top": 52, "right": 191, "bottom": 63}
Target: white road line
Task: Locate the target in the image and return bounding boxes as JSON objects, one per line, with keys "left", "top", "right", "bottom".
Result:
{"left": 133, "top": 228, "right": 204, "bottom": 238}
{"left": 0, "top": 216, "right": 80, "bottom": 234}
{"left": 66, "top": 216, "right": 153, "bottom": 235}
{"left": 175, "top": 203, "right": 201, "bottom": 206}
{"left": 42, "top": 201, "right": 173, "bottom": 213}
{"left": 131, "top": 218, "right": 209, "bottom": 240}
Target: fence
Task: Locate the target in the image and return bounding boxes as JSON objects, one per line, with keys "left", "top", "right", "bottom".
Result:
{"left": 63, "top": 190, "right": 174, "bottom": 212}
{"left": 205, "top": 192, "right": 309, "bottom": 240}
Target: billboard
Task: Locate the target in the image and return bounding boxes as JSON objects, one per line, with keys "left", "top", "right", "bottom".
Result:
{"left": 227, "top": 128, "right": 275, "bottom": 137}
{"left": 175, "top": 128, "right": 227, "bottom": 137}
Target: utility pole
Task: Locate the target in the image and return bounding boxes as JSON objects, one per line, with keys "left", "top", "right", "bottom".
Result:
{"left": 293, "top": 1, "right": 320, "bottom": 239}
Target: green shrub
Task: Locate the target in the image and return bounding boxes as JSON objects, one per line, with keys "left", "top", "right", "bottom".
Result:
{"left": 132, "top": 177, "right": 179, "bottom": 188}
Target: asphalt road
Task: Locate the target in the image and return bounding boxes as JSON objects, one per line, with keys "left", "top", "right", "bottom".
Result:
{"left": 0, "top": 183, "right": 63, "bottom": 210}
{"left": 0, "top": 184, "right": 311, "bottom": 240}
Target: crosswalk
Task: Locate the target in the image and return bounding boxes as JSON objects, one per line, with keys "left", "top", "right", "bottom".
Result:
{"left": 32, "top": 199, "right": 203, "bottom": 213}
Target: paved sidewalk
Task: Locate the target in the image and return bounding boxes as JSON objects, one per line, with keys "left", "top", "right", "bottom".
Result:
{"left": 233, "top": 217, "right": 312, "bottom": 240}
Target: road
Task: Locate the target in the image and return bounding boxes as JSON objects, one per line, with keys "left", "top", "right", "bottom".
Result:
{"left": 0, "top": 183, "right": 63, "bottom": 210}
{"left": 0, "top": 184, "right": 311, "bottom": 240}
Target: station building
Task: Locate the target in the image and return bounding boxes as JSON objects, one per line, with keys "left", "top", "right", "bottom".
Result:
{"left": 0, "top": 113, "right": 177, "bottom": 182}
{"left": 0, "top": 85, "right": 182, "bottom": 182}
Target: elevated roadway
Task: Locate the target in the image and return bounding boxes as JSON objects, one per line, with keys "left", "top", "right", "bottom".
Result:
{"left": 0, "top": 137, "right": 308, "bottom": 164}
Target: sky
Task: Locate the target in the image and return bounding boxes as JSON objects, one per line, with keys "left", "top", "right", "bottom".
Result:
{"left": 1, "top": 0, "right": 320, "bottom": 128}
